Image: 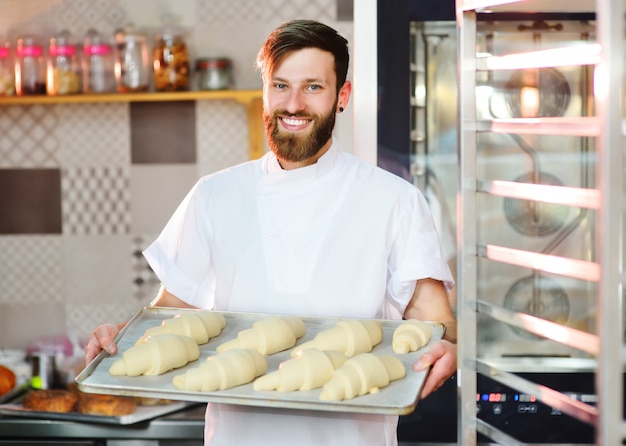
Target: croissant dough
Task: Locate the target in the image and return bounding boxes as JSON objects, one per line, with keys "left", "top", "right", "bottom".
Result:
{"left": 291, "top": 319, "right": 382, "bottom": 358}
{"left": 319, "top": 353, "right": 406, "bottom": 401}
{"left": 216, "top": 316, "right": 306, "bottom": 355}
{"left": 109, "top": 334, "right": 200, "bottom": 376}
{"left": 136, "top": 310, "right": 226, "bottom": 345}
{"left": 253, "top": 348, "right": 347, "bottom": 392}
{"left": 172, "top": 348, "right": 268, "bottom": 391}
{"left": 392, "top": 320, "right": 431, "bottom": 354}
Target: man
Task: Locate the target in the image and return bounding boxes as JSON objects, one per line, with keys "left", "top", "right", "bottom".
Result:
{"left": 86, "top": 19, "right": 457, "bottom": 445}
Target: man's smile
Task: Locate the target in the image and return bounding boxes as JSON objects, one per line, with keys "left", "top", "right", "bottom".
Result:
{"left": 279, "top": 116, "right": 312, "bottom": 131}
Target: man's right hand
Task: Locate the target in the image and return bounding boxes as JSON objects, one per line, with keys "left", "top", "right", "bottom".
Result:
{"left": 84, "top": 323, "right": 122, "bottom": 366}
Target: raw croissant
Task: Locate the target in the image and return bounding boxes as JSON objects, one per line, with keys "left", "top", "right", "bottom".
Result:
{"left": 319, "top": 353, "right": 406, "bottom": 401}
{"left": 253, "top": 348, "right": 347, "bottom": 392}
{"left": 392, "top": 320, "right": 431, "bottom": 354}
{"left": 216, "top": 316, "right": 306, "bottom": 355}
{"left": 172, "top": 348, "right": 268, "bottom": 391}
{"left": 109, "top": 334, "right": 200, "bottom": 376}
{"left": 291, "top": 319, "right": 382, "bottom": 358}
{"left": 136, "top": 310, "right": 226, "bottom": 345}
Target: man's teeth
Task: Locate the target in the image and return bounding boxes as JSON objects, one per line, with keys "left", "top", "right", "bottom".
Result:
{"left": 282, "top": 117, "right": 308, "bottom": 126}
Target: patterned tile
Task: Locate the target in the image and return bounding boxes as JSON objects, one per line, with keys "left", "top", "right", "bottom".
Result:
{"left": 0, "top": 105, "right": 60, "bottom": 168}
{"left": 63, "top": 235, "right": 135, "bottom": 306}
{"left": 50, "top": 0, "right": 126, "bottom": 38}
{"left": 196, "top": 100, "right": 249, "bottom": 175}
{"left": 131, "top": 234, "right": 161, "bottom": 302}
{"left": 61, "top": 166, "right": 131, "bottom": 235}
{"left": 58, "top": 103, "right": 130, "bottom": 168}
{"left": 0, "top": 236, "right": 64, "bottom": 305}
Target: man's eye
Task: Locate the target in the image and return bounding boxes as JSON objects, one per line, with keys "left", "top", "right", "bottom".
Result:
{"left": 275, "top": 83, "right": 287, "bottom": 89}
{"left": 308, "top": 85, "right": 320, "bottom": 91}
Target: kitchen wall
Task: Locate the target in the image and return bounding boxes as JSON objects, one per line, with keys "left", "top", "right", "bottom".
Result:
{"left": 0, "top": 0, "right": 354, "bottom": 351}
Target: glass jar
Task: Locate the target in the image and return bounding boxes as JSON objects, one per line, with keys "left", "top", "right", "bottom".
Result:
{"left": 153, "top": 30, "right": 189, "bottom": 91}
{"left": 47, "top": 30, "right": 81, "bottom": 95}
{"left": 0, "top": 39, "right": 14, "bottom": 96}
{"left": 82, "top": 28, "right": 115, "bottom": 93}
{"left": 114, "top": 24, "right": 150, "bottom": 93}
{"left": 14, "top": 34, "right": 46, "bottom": 95}
{"left": 195, "top": 58, "right": 233, "bottom": 91}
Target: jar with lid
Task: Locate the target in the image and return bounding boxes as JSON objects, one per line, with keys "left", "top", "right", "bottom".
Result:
{"left": 47, "top": 30, "right": 81, "bottom": 95}
{"left": 82, "top": 28, "right": 115, "bottom": 93}
{"left": 0, "top": 39, "right": 14, "bottom": 96}
{"left": 195, "top": 58, "right": 233, "bottom": 91}
{"left": 153, "top": 29, "right": 189, "bottom": 91}
{"left": 14, "top": 34, "right": 46, "bottom": 95}
{"left": 114, "top": 24, "right": 150, "bottom": 93}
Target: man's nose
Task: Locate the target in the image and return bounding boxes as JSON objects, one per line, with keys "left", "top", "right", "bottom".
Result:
{"left": 284, "top": 90, "right": 306, "bottom": 114}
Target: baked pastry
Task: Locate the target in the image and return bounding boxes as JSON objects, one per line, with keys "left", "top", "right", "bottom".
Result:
{"left": 23, "top": 389, "right": 78, "bottom": 413}
{"left": 392, "top": 320, "right": 431, "bottom": 354}
{"left": 137, "top": 310, "right": 226, "bottom": 345}
{"left": 253, "top": 348, "right": 347, "bottom": 392}
{"left": 319, "top": 353, "right": 406, "bottom": 401}
{"left": 109, "top": 333, "right": 200, "bottom": 376}
{"left": 173, "top": 348, "right": 267, "bottom": 391}
{"left": 0, "top": 365, "right": 16, "bottom": 397}
{"left": 292, "top": 319, "right": 382, "bottom": 358}
{"left": 76, "top": 393, "right": 137, "bottom": 416}
{"left": 216, "top": 316, "right": 306, "bottom": 355}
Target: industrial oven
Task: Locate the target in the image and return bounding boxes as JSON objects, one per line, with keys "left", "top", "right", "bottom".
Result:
{"left": 368, "top": 0, "right": 618, "bottom": 443}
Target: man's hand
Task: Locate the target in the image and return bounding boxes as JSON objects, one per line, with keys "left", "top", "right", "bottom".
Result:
{"left": 84, "top": 323, "right": 122, "bottom": 366}
{"left": 412, "top": 339, "right": 456, "bottom": 399}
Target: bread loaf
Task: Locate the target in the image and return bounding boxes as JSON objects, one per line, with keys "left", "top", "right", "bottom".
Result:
{"left": 136, "top": 310, "right": 226, "bottom": 345}
{"left": 216, "top": 316, "right": 306, "bottom": 355}
{"left": 291, "top": 319, "right": 382, "bottom": 358}
{"left": 392, "top": 319, "right": 431, "bottom": 354}
{"left": 23, "top": 389, "right": 78, "bottom": 413}
{"left": 319, "top": 353, "right": 406, "bottom": 401}
{"left": 109, "top": 333, "right": 200, "bottom": 376}
{"left": 253, "top": 348, "right": 346, "bottom": 392}
{"left": 172, "top": 348, "right": 268, "bottom": 391}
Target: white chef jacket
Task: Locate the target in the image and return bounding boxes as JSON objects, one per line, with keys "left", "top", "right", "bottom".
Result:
{"left": 144, "top": 139, "right": 454, "bottom": 446}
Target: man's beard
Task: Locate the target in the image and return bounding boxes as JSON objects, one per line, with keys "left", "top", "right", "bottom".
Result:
{"left": 264, "top": 105, "right": 336, "bottom": 163}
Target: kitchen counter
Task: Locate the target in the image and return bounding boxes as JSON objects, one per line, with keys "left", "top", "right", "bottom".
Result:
{"left": 0, "top": 403, "right": 205, "bottom": 445}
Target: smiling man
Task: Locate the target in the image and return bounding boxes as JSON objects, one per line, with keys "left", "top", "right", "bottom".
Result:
{"left": 86, "top": 20, "right": 457, "bottom": 446}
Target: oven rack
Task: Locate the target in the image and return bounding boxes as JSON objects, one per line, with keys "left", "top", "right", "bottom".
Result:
{"left": 457, "top": 0, "right": 624, "bottom": 444}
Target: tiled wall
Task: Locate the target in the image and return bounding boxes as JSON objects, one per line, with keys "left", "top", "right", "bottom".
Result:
{"left": 0, "top": 0, "right": 353, "bottom": 350}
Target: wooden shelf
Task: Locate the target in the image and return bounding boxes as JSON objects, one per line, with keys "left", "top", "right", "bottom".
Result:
{"left": 0, "top": 89, "right": 266, "bottom": 160}
{"left": 0, "top": 89, "right": 261, "bottom": 104}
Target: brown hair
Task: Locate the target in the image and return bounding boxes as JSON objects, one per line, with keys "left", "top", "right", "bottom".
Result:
{"left": 256, "top": 19, "right": 349, "bottom": 94}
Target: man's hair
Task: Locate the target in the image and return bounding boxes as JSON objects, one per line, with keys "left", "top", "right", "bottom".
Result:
{"left": 256, "top": 19, "right": 349, "bottom": 94}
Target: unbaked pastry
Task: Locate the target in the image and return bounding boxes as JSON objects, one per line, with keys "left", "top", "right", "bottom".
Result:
{"left": 253, "top": 348, "right": 346, "bottom": 392}
{"left": 216, "top": 316, "right": 306, "bottom": 355}
{"left": 136, "top": 310, "right": 226, "bottom": 345}
{"left": 109, "top": 333, "right": 200, "bottom": 376}
{"left": 172, "top": 348, "right": 267, "bottom": 391}
{"left": 291, "top": 319, "right": 382, "bottom": 358}
{"left": 392, "top": 319, "right": 431, "bottom": 354}
{"left": 319, "top": 353, "right": 406, "bottom": 401}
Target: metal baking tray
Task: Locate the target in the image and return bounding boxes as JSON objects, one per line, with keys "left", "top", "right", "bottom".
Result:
{"left": 76, "top": 307, "right": 445, "bottom": 415}
{"left": 0, "top": 394, "right": 196, "bottom": 425}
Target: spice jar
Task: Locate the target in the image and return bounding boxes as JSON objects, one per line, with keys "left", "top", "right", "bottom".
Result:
{"left": 82, "top": 28, "right": 115, "bottom": 93}
{"left": 47, "top": 30, "right": 81, "bottom": 95}
{"left": 153, "top": 29, "right": 189, "bottom": 91}
{"left": 114, "top": 24, "right": 150, "bottom": 93}
{"left": 0, "top": 39, "right": 14, "bottom": 96}
{"left": 14, "top": 34, "right": 46, "bottom": 95}
{"left": 195, "top": 58, "right": 233, "bottom": 91}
